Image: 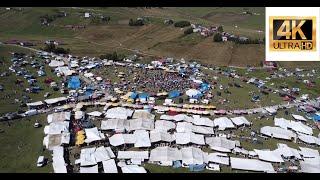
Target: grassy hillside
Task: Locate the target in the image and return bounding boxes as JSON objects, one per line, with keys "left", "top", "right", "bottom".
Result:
{"left": 0, "top": 7, "right": 266, "bottom": 66}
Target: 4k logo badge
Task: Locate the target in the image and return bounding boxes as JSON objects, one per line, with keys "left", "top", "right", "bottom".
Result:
{"left": 269, "top": 16, "right": 316, "bottom": 51}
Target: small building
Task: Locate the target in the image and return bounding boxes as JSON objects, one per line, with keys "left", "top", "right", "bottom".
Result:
{"left": 84, "top": 12, "right": 91, "bottom": 18}
{"left": 222, "top": 36, "right": 228, "bottom": 42}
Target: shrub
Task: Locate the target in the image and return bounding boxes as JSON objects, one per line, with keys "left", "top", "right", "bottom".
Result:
{"left": 184, "top": 27, "right": 194, "bottom": 35}
{"left": 129, "top": 19, "right": 144, "bottom": 26}
{"left": 213, "top": 33, "right": 222, "bottom": 42}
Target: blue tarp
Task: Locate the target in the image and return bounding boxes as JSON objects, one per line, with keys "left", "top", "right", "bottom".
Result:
{"left": 199, "top": 83, "right": 210, "bottom": 92}
{"left": 312, "top": 114, "right": 320, "bottom": 121}
{"left": 68, "top": 76, "right": 81, "bottom": 90}
{"left": 168, "top": 90, "right": 180, "bottom": 99}
{"left": 85, "top": 85, "right": 94, "bottom": 97}
{"left": 173, "top": 161, "right": 182, "bottom": 168}
{"left": 189, "top": 164, "right": 206, "bottom": 172}
{"left": 130, "top": 92, "right": 138, "bottom": 99}
{"left": 139, "top": 92, "right": 149, "bottom": 99}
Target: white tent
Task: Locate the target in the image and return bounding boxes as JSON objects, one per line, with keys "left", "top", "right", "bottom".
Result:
{"left": 94, "top": 146, "right": 115, "bottom": 162}
{"left": 44, "top": 97, "right": 67, "bottom": 105}
{"left": 292, "top": 114, "right": 307, "bottom": 122}
{"left": 132, "top": 110, "right": 155, "bottom": 120}
{"left": 160, "top": 114, "right": 193, "bottom": 122}
{"left": 176, "top": 122, "right": 193, "bottom": 133}
{"left": 254, "top": 149, "right": 284, "bottom": 163}
{"left": 175, "top": 132, "right": 205, "bottom": 145}
{"left": 192, "top": 115, "right": 214, "bottom": 127}
{"left": 213, "top": 117, "right": 235, "bottom": 130}
{"left": 265, "top": 107, "right": 277, "bottom": 114}
{"left": 230, "top": 157, "right": 275, "bottom": 172}
{"left": 300, "top": 157, "right": 320, "bottom": 173}
{"left": 298, "top": 133, "right": 320, "bottom": 145}
{"left": 275, "top": 143, "right": 301, "bottom": 159}
{"left": 181, "top": 147, "right": 206, "bottom": 165}
{"left": 133, "top": 130, "right": 151, "bottom": 148}
{"left": 80, "top": 147, "right": 97, "bottom": 166}
{"left": 117, "top": 151, "right": 149, "bottom": 160}
{"left": 154, "top": 120, "right": 176, "bottom": 132}
{"left": 186, "top": 89, "right": 201, "bottom": 97}
{"left": 75, "top": 111, "right": 84, "bottom": 120}
{"left": 290, "top": 121, "right": 313, "bottom": 135}
{"left": 149, "top": 146, "right": 182, "bottom": 162}
{"left": 26, "top": 101, "right": 43, "bottom": 107}
{"left": 126, "top": 118, "right": 154, "bottom": 131}
{"left": 121, "top": 165, "right": 147, "bottom": 173}
{"left": 260, "top": 126, "right": 296, "bottom": 140}
{"left": 299, "top": 147, "right": 320, "bottom": 158}
{"left": 205, "top": 152, "right": 229, "bottom": 165}
{"left": 230, "top": 116, "right": 251, "bottom": 126}
{"left": 84, "top": 127, "right": 105, "bottom": 143}
{"left": 105, "top": 107, "right": 134, "bottom": 119}
{"left": 80, "top": 165, "right": 98, "bottom": 173}
{"left": 109, "top": 134, "right": 136, "bottom": 146}
{"left": 47, "top": 112, "right": 71, "bottom": 123}
{"left": 102, "top": 159, "right": 118, "bottom": 173}
{"left": 101, "top": 119, "right": 126, "bottom": 132}
{"left": 52, "top": 146, "right": 67, "bottom": 173}
{"left": 44, "top": 121, "right": 69, "bottom": 135}
{"left": 49, "top": 60, "right": 64, "bottom": 67}
{"left": 150, "top": 131, "right": 175, "bottom": 143}
{"left": 88, "top": 111, "right": 103, "bottom": 117}
{"left": 205, "top": 137, "right": 236, "bottom": 153}
{"left": 192, "top": 125, "right": 214, "bottom": 135}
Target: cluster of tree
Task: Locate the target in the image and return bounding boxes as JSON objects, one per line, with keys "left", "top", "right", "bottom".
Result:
{"left": 184, "top": 27, "right": 194, "bottom": 35}
{"left": 43, "top": 43, "right": 70, "bottom": 54}
{"left": 99, "top": 51, "right": 125, "bottom": 61}
{"left": 174, "top": 21, "right": 191, "bottom": 28}
{"left": 129, "top": 19, "right": 144, "bottom": 26}
{"left": 213, "top": 33, "right": 223, "bottom": 42}
{"left": 90, "top": 15, "right": 111, "bottom": 24}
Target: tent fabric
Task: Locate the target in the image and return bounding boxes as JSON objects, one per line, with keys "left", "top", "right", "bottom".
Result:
{"left": 275, "top": 143, "right": 301, "bottom": 159}
{"left": 121, "top": 165, "right": 147, "bottom": 173}
{"left": 205, "top": 137, "right": 236, "bottom": 153}
{"left": 149, "top": 146, "right": 182, "bottom": 162}
{"left": 109, "top": 134, "right": 136, "bottom": 146}
{"left": 84, "top": 127, "right": 105, "bottom": 143}
{"left": 126, "top": 118, "right": 154, "bottom": 131}
{"left": 132, "top": 110, "right": 155, "bottom": 120}
{"left": 186, "top": 89, "right": 201, "bottom": 98}
{"left": 254, "top": 149, "right": 284, "bottom": 163}
{"left": 213, "top": 117, "right": 235, "bottom": 130}
{"left": 192, "top": 115, "right": 214, "bottom": 127}
{"left": 49, "top": 60, "right": 64, "bottom": 67}
{"left": 52, "top": 146, "right": 67, "bottom": 173}
{"left": 133, "top": 130, "right": 151, "bottom": 148}
{"left": 205, "top": 153, "right": 229, "bottom": 165}
{"left": 274, "top": 117, "right": 313, "bottom": 135}
{"left": 87, "top": 111, "right": 103, "bottom": 117}
{"left": 168, "top": 90, "right": 180, "bottom": 99}
{"left": 154, "top": 120, "right": 176, "bottom": 132}
{"left": 299, "top": 147, "right": 320, "bottom": 158}
{"left": 181, "top": 147, "right": 206, "bottom": 165}
{"left": 230, "top": 157, "right": 275, "bottom": 172}
{"left": 44, "top": 97, "right": 68, "bottom": 105}
{"left": 80, "top": 165, "right": 98, "bottom": 173}
{"left": 192, "top": 125, "right": 214, "bottom": 135}
{"left": 160, "top": 114, "right": 193, "bottom": 122}
{"left": 298, "top": 133, "right": 320, "bottom": 145}
{"left": 68, "top": 76, "right": 81, "bottom": 90}
{"left": 150, "top": 131, "right": 175, "bottom": 143}
{"left": 47, "top": 112, "right": 71, "bottom": 123}
{"left": 175, "top": 132, "right": 205, "bottom": 145}
{"left": 102, "top": 159, "right": 118, "bottom": 173}
{"left": 292, "top": 114, "right": 307, "bottom": 122}
{"left": 230, "top": 116, "right": 251, "bottom": 126}
{"left": 117, "top": 151, "right": 149, "bottom": 160}
{"left": 44, "top": 121, "right": 70, "bottom": 135}
{"left": 105, "top": 107, "right": 134, "bottom": 119}
{"left": 176, "top": 122, "right": 193, "bottom": 133}
{"left": 101, "top": 119, "right": 126, "bottom": 132}
{"left": 260, "top": 126, "right": 296, "bottom": 140}
{"left": 300, "top": 157, "right": 320, "bottom": 173}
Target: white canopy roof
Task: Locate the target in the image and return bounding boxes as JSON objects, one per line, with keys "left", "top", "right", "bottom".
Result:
{"left": 149, "top": 146, "right": 182, "bottom": 162}
{"left": 230, "top": 116, "right": 251, "bottom": 126}
{"left": 75, "top": 111, "right": 84, "bottom": 120}
{"left": 230, "top": 157, "right": 275, "bottom": 172}
{"left": 133, "top": 130, "right": 151, "bottom": 148}
{"left": 176, "top": 122, "right": 193, "bottom": 133}
{"left": 186, "top": 89, "right": 201, "bottom": 97}
{"left": 44, "top": 97, "right": 67, "bottom": 105}
{"left": 300, "top": 157, "right": 320, "bottom": 173}
{"left": 205, "top": 137, "right": 236, "bottom": 153}
{"left": 26, "top": 101, "right": 43, "bottom": 107}
{"left": 47, "top": 112, "right": 71, "bottom": 123}
{"left": 126, "top": 118, "right": 154, "bottom": 131}
{"left": 154, "top": 120, "right": 176, "bottom": 132}
{"left": 121, "top": 165, "right": 147, "bottom": 173}
{"left": 181, "top": 147, "right": 206, "bottom": 165}
{"left": 117, "top": 151, "right": 149, "bottom": 160}
{"left": 52, "top": 146, "right": 67, "bottom": 173}
{"left": 265, "top": 107, "right": 277, "bottom": 114}
{"left": 101, "top": 119, "right": 126, "bottom": 132}
{"left": 192, "top": 125, "right": 214, "bottom": 135}
{"left": 109, "top": 134, "right": 136, "bottom": 146}
{"left": 105, "top": 107, "right": 134, "bottom": 119}
{"left": 292, "top": 114, "right": 307, "bottom": 121}
{"left": 275, "top": 143, "right": 301, "bottom": 159}
{"left": 206, "top": 152, "right": 229, "bottom": 165}
{"left": 192, "top": 115, "right": 214, "bottom": 127}
{"left": 132, "top": 110, "right": 155, "bottom": 120}
{"left": 44, "top": 121, "right": 69, "bottom": 135}
{"left": 260, "top": 126, "right": 296, "bottom": 140}
{"left": 298, "top": 133, "right": 320, "bottom": 145}
{"left": 150, "top": 131, "right": 175, "bottom": 143}
{"left": 175, "top": 132, "right": 205, "bottom": 145}
{"left": 84, "top": 127, "right": 105, "bottom": 143}
{"left": 80, "top": 165, "right": 98, "bottom": 173}
{"left": 299, "top": 147, "right": 320, "bottom": 158}
{"left": 87, "top": 111, "right": 103, "bottom": 117}
{"left": 49, "top": 60, "right": 65, "bottom": 67}
{"left": 213, "top": 117, "right": 235, "bottom": 130}
{"left": 274, "top": 117, "right": 313, "bottom": 135}
{"left": 102, "top": 159, "right": 118, "bottom": 173}
{"left": 160, "top": 114, "right": 193, "bottom": 122}
{"left": 254, "top": 149, "right": 284, "bottom": 163}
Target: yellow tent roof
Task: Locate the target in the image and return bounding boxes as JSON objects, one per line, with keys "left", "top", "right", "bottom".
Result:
{"left": 76, "top": 139, "right": 85, "bottom": 145}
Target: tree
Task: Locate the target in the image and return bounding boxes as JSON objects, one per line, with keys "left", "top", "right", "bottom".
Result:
{"left": 174, "top": 21, "right": 191, "bottom": 28}
{"left": 213, "top": 33, "right": 222, "bottom": 42}
{"left": 184, "top": 27, "right": 193, "bottom": 35}
{"left": 217, "top": 26, "right": 223, "bottom": 32}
